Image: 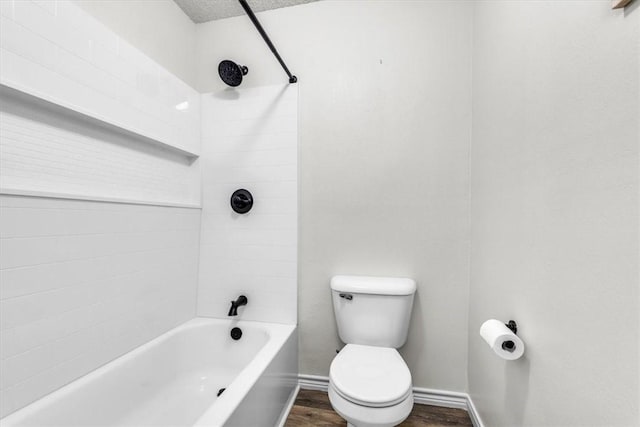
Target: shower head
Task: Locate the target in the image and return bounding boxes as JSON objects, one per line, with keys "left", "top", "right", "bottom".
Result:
{"left": 218, "top": 60, "right": 248, "bottom": 87}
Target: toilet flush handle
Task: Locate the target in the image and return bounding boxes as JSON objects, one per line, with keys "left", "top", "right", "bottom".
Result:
{"left": 339, "top": 293, "right": 353, "bottom": 300}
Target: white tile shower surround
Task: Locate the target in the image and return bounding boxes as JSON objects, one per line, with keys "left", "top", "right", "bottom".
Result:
{"left": 197, "top": 85, "right": 298, "bottom": 325}
{"left": 0, "top": 85, "right": 200, "bottom": 208}
{"left": 0, "top": 195, "right": 201, "bottom": 417}
{"left": 0, "top": 89, "right": 201, "bottom": 209}
{"left": 0, "top": 0, "right": 200, "bottom": 156}
{"left": 0, "top": 0, "right": 298, "bottom": 419}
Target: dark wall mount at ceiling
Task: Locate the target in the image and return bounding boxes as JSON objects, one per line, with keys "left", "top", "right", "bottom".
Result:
{"left": 238, "top": 0, "right": 298, "bottom": 84}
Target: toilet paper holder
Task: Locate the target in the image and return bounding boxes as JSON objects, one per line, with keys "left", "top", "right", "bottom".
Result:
{"left": 480, "top": 318, "right": 524, "bottom": 360}
{"left": 502, "top": 320, "right": 518, "bottom": 353}
{"left": 505, "top": 320, "right": 517, "bottom": 334}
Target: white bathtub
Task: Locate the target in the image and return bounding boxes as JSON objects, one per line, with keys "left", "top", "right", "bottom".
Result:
{"left": 1, "top": 318, "right": 298, "bottom": 427}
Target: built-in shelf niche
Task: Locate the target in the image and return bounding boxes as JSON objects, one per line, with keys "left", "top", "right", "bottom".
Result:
{"left": 0, "top": 85, "right": 201, "bottom": 208}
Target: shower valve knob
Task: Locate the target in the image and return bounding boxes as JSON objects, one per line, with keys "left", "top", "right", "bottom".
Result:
{"left": 230, "top": 189, "right": 253, "bottom": 214}
{"left": 233, "top": 195, "right": 248, "bottom": 207}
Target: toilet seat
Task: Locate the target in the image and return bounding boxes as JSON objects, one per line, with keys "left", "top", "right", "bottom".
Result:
{"left": 329, "top": 344, "right": 412, "bottom": 408}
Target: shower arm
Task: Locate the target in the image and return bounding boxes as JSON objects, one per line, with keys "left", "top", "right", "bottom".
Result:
{"left": 238, "top": 0, "right": 298, "bottom": 84}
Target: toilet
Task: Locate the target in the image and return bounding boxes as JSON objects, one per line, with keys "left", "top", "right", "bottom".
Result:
{"left": 328, "top": 275, "right": 417, "bottom": 427}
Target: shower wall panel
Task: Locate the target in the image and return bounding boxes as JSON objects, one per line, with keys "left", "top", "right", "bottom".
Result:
{"left": 0, "top": 0, "right": 200, "bottom": 157}
{"left": 0, "top": 0, "right": 203, "bottom": 418}
{"left": 0, "top": 195, "right": 200, "bottom": 417}
{"left": 197, "top": 85, "right": 298, "bottom": 324}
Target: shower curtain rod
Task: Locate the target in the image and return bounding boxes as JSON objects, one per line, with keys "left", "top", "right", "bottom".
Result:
{"left": 238, "top": 0, "right": 298, "bottom": 84}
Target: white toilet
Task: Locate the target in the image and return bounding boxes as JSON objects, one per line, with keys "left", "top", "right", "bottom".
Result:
{"left": 328, "top": 275, "right": 417, "bottom": 427}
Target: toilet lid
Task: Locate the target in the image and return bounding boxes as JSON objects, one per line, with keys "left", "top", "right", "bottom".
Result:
{"left": 330, "top": 344, "right": 412, "bottom": 408}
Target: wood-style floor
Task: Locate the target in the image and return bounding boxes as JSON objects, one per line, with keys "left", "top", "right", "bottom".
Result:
{"left": 284, "top": 389, "right": 473, "bottom": 427}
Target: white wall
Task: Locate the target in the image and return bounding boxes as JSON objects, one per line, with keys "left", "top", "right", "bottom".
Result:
{"left": 0, "top": 195, "right": 200, "bottom": 417}
{"left": 197, "top": 85, "right": 298, "bottom": 324}
{"left": 468, "top": 1, "right": 639, "bottom": 426}
{"left": 196, "top": 0, "right": 473, "bottom": 391}
{"left": 0, "top": 0, "right": 201, "bottom": 157}
{"left": 73, "top": 0, "right": 198, "bottom": 90}
{"left": 0, "top": 0, "right": 203, "bottom": 417}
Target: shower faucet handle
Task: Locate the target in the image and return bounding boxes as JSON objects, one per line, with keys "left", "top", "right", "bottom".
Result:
{"left": 230, "top": 189, "right": 253, "bottom": 214}
{"left": 232, "top": 195, "right": 249, "bottom": 207}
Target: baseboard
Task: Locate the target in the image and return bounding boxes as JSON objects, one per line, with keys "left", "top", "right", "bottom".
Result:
{"left": 297, "top": 374, "right": 484, "bottom": 427}
{"left": 276, "top": 384, "right": 300, "bottom": 427}
{"left": 465, "top": 393, "right": 485, "bottom": 427}
{"left": 298, "top": 374, "right": 330, "bottom": 391}
{"left": 411, "top": 386, "right": 468, "bottom": 410}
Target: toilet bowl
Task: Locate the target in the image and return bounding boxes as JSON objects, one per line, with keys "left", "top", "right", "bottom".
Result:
{"left": 328, "top": 344, "right": 413, "bottom": 427}
{"left": 328, "top": 275, "right": 417, "bottom": 427}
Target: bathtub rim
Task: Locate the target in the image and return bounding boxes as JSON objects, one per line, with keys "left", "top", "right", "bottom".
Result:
{"left": 193, "top": 319, "right": 296, "bottom": 426}
{"left": 1, "top": 317, "right": 296, "bottom": 427}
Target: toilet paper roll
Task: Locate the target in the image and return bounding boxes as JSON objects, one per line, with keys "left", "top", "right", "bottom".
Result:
{"left": 480, "top": 319, "right": 525, "bottom": 361}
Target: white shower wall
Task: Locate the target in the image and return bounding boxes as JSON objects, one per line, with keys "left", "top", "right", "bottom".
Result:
{"left": 0, "top": 0, "right": 201, "bottom": 158}
{"left": 0, "top": 86, "right": 200, "bottom": 207}
{"left": 0, "top": 0, "right": 298, "bottom": 417}
{"left": 0, "top": 196, "right": 200, "bottom": 417}
{"left": 197, "top": 85, "right": 298, "bottom": 324}
{"left": 0, "top": 0, "right": 201, "bottom": 206}
{"left": 0, "top": 0, "right": 203, "bottom": 418}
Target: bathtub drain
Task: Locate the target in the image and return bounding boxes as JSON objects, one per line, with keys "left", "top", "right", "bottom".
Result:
{"left": 230, "top": 327, "right": 242, "bottom": 340}
{"left": 217, "top": 388, "right": 226, "bottom": 397}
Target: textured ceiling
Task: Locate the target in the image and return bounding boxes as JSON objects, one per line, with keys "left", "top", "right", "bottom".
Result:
{"left": 174, "top": 0, "right": 320, "bottom": 23}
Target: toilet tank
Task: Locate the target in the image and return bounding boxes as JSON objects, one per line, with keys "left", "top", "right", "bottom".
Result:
{"left": 331, "top": 275, "right": 417, "bottom": 348}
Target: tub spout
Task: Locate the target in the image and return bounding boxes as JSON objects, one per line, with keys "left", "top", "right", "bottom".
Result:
{"left": 228, "top": 295, "right": 248, "bottom": 316}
